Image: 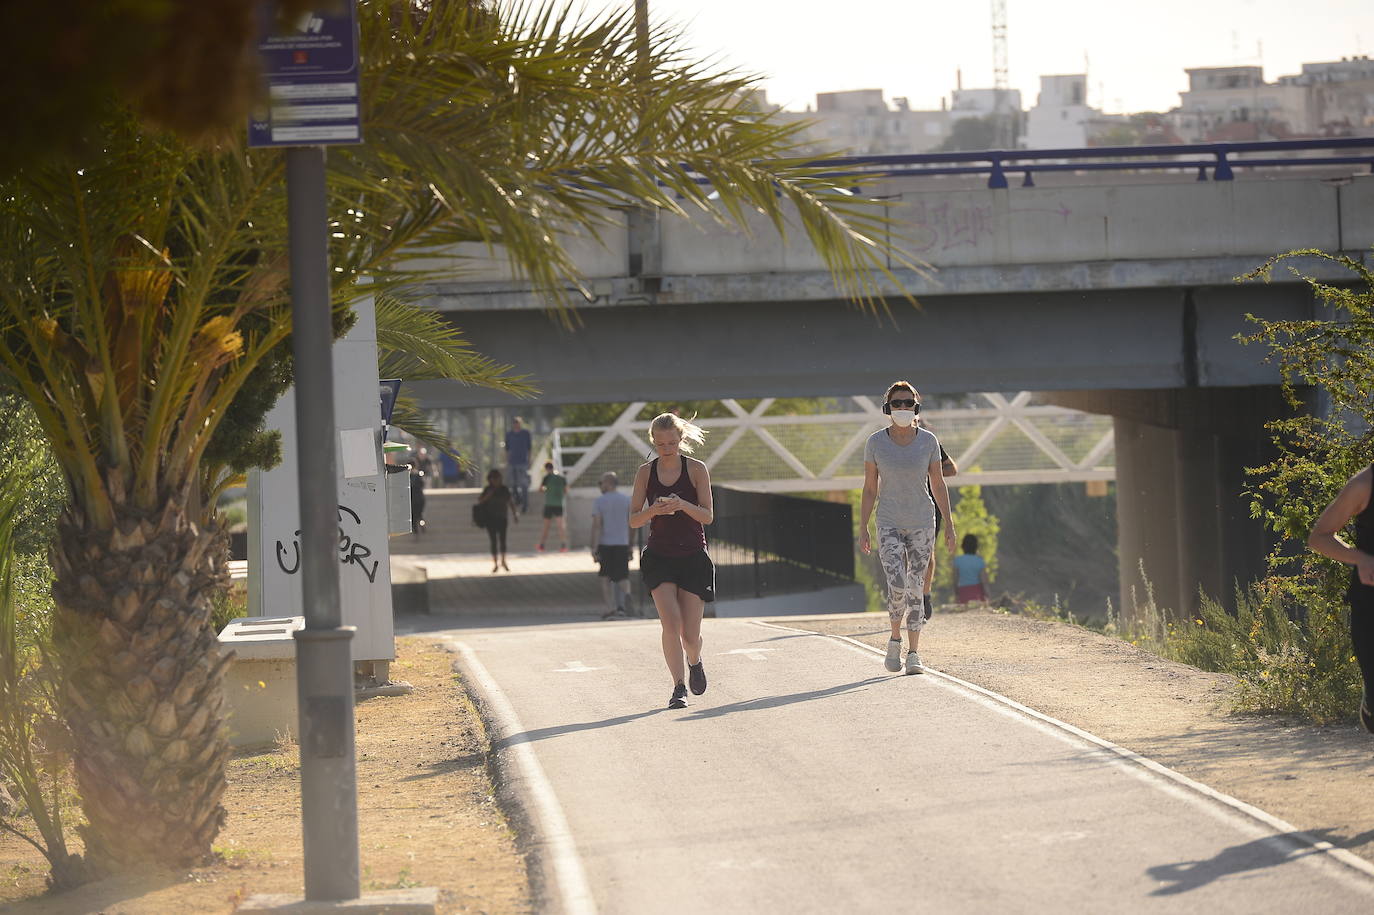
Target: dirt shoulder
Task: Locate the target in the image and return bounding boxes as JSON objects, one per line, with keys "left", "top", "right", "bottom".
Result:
{"left": 0, "top": 638, "right": 531, "bottom": 914}
{"left": 784, "top": 608, "right": 1374, "bottom": 862}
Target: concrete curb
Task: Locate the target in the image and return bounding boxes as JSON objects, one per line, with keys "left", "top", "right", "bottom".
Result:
{"left": 441, "top": 638, "right": 597, "bottom": 915}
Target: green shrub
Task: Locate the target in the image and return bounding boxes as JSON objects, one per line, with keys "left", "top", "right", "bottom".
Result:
{"left": 0, "top": 395, "right": 81, "bottom": 887}
{"left": 0, "top": 486, "right": 83, "bottom": 888}
{"left": 211, "top": 586, "right": 249, "bottom": 632}
{"left": 1115, "top": 560, "right": 1361, "bottom": 723}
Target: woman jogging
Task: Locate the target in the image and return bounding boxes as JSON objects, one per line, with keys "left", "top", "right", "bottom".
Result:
{"left": 860, "top": 381, "right": 957, "bottom": 675}
{"left": 478, "top": 468, "right": 519, "bottom": 573}
{"left": 1308, "top": 464, "right": 1374, "bottom": 732}
{"left": 630, "top": 413, "right": 715, "bottom": 709}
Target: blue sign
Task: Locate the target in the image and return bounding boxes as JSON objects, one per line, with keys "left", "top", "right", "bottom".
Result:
{"left": 248, "top": 2, "right": 362, "bottom": 148}
{"left": 379, "top": 378, "right": 402, "bottom": 438}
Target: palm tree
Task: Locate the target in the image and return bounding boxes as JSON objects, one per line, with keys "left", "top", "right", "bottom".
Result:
{"left": 0, "top": 0, "right": 917, "bottom": 876}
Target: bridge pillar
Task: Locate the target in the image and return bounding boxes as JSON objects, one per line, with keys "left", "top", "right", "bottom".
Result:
{"left": 1046, "top": 386, "right": 1286, "bottom": 623}
{"left": 1112, "top": 416, "right": 1182, "bottom": 621}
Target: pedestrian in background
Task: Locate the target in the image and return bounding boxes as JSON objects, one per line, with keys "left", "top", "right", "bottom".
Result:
{"left": 1308, "top": 463, "right": 1374, "bottom": 732}
{"left": 860, "top": 381, "right": 957, "bottom": 675}
{"left": 920, "top": 416, "right": 958, "bottom": 619}
{"left": 591, "top": 471, "right": 633, "bottom": 619}
{"left": 537, "top": 460, "right": 569, "bottom": 552}
{"left": 478, "top": 468, "right": 518, "bottom": 573}
{"left": 953, "top": 533, "right": 989, "bottom": 605}
{"left": 409, "top": 462, "right": 427, "bottom": 535}
{"left": 504, "top": 416, "right": 532, "bottom": 514}
{"left": 630, "top": 413, "right": 715, "bottom": 709}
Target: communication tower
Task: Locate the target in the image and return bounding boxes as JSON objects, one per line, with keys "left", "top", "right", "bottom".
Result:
{"left": 991, "top": 0, "right": 1011, "bottom": 148}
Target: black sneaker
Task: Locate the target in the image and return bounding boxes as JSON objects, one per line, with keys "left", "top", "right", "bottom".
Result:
{"left": 668, "top": 682, "right": 688, "bottom": 709}
{"left": 1361, "top": 688, "right": 1374, "bottom": 734}
{"left": 688, "top": 661, "right": 707, "bottom": 696}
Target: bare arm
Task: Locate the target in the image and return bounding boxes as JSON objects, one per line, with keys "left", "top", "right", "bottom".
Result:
{"left": 929, "top": 458, "right": 956, "bottom": 555}
{"left": 629, "top": 464, "right": 665, "bottom": 528}
{"left": 1309, "top": 468, "right": 1374, "bottom": 586}
{"left": 677, "top": 461, "right": 714, "bottom": 525}
{"left": 942, "top": 454, "right": 958, "bottom": 477}
{"left": 859, "top": 461, "right": 878, "bottom": 553}
{"left": 590, "top": 513, "right": 603, "bottom": 554}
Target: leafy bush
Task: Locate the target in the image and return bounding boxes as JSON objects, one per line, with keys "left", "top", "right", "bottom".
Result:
{"left": 1112, "top": 559, "right": 1361, "bottom": 723}
{"left": 0, "top": 438, "right": 82, "bottom": 887}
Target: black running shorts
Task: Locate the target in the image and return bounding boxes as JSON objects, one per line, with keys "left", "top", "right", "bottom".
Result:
{"left": 640, "top": 548, "right": 715, "bottom": 602}
{"left": 596, "top": 545, "right": 630, "bottom": 582}
{"left": 542, "top": 505, "right": 564, "bottom": 519}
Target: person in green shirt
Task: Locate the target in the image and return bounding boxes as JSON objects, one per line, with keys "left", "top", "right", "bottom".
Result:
{"left": 537, "top": 461, "right": 569, "bottom": 552}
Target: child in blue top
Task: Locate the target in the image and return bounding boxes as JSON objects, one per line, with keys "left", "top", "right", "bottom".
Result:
{"left": 953, "top": 533, "right": 989, "bottom": 605}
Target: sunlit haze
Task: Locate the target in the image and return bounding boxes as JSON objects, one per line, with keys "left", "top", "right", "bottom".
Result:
{"left": 606, "top": 0, "right": 1374, "bottom": 114}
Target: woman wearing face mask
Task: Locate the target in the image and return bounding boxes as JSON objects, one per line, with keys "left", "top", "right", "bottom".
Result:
{"left": 860, "top": 381, "right": 957, "bottom": 674}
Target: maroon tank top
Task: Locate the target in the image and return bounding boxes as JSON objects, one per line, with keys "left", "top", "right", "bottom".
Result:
{"left": 645, "top": 458, "right": 707, "bottom": 557}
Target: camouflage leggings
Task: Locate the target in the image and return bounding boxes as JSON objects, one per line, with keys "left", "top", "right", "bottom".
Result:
{"left": 878, "top": 526, "right": 935, "bottom": 631}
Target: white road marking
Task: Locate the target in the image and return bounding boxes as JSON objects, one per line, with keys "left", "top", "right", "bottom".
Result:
{"left": 754, "top": 619, "right": 1374, "bottom": 891}
{"left": 554, "top": 660, "right": 604, "bottom": 673}
{"left": 446, "top": 639, "right": 598, "bottom": 915}
{"left": 720, "top": 647, "right": 776, "bottom": 661}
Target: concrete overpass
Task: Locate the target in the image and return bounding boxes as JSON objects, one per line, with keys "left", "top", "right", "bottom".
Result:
{"left": 407, "top": 149, "right": 1374, "bottom": 620}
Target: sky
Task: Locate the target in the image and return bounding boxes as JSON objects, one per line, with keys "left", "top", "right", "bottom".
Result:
{"left": 623, "top": 0, "right": 1374, "bottom": 115}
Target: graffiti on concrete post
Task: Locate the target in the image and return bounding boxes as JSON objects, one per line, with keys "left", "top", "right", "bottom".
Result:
{"left": 272, "top": 503, "right": 379, "bottom": 584}
{"left": 336, "top": 504, "right": 379, "bottom": 584}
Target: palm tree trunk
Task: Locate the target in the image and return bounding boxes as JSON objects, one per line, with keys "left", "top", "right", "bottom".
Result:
{"left": 49, "top": 491, "right": 232, "bottom": 873}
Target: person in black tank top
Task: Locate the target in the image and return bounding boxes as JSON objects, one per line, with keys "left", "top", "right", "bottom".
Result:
{"left": 1308, "top": 464, "right": 1374, "bottom": 732}
{"left": 630, "top": 413, "right": 716, "bottom": 710}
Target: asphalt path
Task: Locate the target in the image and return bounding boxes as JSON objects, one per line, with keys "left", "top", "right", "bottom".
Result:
{"left": 436, "top": 617, "right": 1374, "bottom": 914}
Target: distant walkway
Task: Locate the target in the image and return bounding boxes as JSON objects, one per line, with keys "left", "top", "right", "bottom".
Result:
{"left": 389, "top": 487, "right": 864, "bottom": 619}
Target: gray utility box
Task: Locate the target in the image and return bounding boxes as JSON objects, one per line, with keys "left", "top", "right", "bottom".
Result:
{"left": 386, "top": 463, "right": 413, "bottom": 536}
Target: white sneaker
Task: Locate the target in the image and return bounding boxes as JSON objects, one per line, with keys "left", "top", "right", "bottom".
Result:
{"left": 905, "top": 651, "right": 924, "bottom": 675}
{"left": 884, "top": 639, "right": 902, "bottom": 672}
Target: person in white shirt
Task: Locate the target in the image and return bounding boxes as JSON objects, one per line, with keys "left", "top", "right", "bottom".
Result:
{"left": 591, "top": 471, "right": 634, "bottom": 619}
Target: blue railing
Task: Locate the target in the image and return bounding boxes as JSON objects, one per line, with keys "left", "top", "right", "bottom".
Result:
{"left": 799, "top": 137, "right": 1374, "bottom": 189}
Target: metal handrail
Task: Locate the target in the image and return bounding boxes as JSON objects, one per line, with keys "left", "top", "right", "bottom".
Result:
{"left": 790, "top": 138, "right": 1374, "bottom": 188}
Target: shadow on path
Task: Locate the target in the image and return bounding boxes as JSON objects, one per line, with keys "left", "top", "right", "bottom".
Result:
{"left": 501, "top": 708, "right": 668, "bottom": 745}
{"left": 682, "top": 676, "right": 894, "bottom": 721}
{"left": 401, "top": 752, "right": 486, "bottom": 782}
{"left": 1146, "top": 827, "right": 1374, "bottom": 895}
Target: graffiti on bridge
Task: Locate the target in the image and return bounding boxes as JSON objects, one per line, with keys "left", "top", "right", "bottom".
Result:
{"left": 908, "top": 200, "right": 1073, "bottom": 253}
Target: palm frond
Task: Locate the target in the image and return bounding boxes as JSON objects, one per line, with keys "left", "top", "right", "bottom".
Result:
{"left": 374, "top": 294, "right": 537, "bottom": 398}
{"left": 388, "top": 397, "right": 464, "bottom": 464}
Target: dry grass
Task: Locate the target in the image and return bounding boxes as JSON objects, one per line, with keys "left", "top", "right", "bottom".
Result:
{"left": 0, "top": 638, "right": 531, "bottom": 914}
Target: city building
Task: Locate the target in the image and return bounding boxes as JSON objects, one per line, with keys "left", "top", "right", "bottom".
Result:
{"left": 1169, "top": 65, "right": 1313, "bottom": 141}
{"left": 1025, "top": 74, "right": 1096, "bottom": 148}
{"left": 1277, "top": 56, "right": 1374, "bottom": 134}
{"left": 772, "top": 88, "right": 957, "bottom": 155}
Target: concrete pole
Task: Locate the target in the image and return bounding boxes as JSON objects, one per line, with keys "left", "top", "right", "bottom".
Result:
{"left": 285, "top": 145, "right": 361, "bottom": 901}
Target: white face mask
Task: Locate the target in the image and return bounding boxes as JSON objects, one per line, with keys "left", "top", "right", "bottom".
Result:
{"left": 890, "top": 409, "right": 917, "bottom": 427}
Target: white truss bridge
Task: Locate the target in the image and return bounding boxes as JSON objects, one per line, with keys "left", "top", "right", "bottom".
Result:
{"left": 551, "top": 393, "right": 1115, "bottom": 493}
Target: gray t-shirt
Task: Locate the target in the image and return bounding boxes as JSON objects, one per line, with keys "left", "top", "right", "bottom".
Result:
{"left": 864, "top": 427, "right": 941, "bottom": 530}
{"left": 593, "top": 489, "right": 632, "bottom": 546}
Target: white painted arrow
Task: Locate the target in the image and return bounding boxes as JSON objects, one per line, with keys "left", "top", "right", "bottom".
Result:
{"left": 553, "top": 660, "right": 604, "bottom": 673}
{"left": 720, "top": 647, "right": 776, "bottom": 661}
